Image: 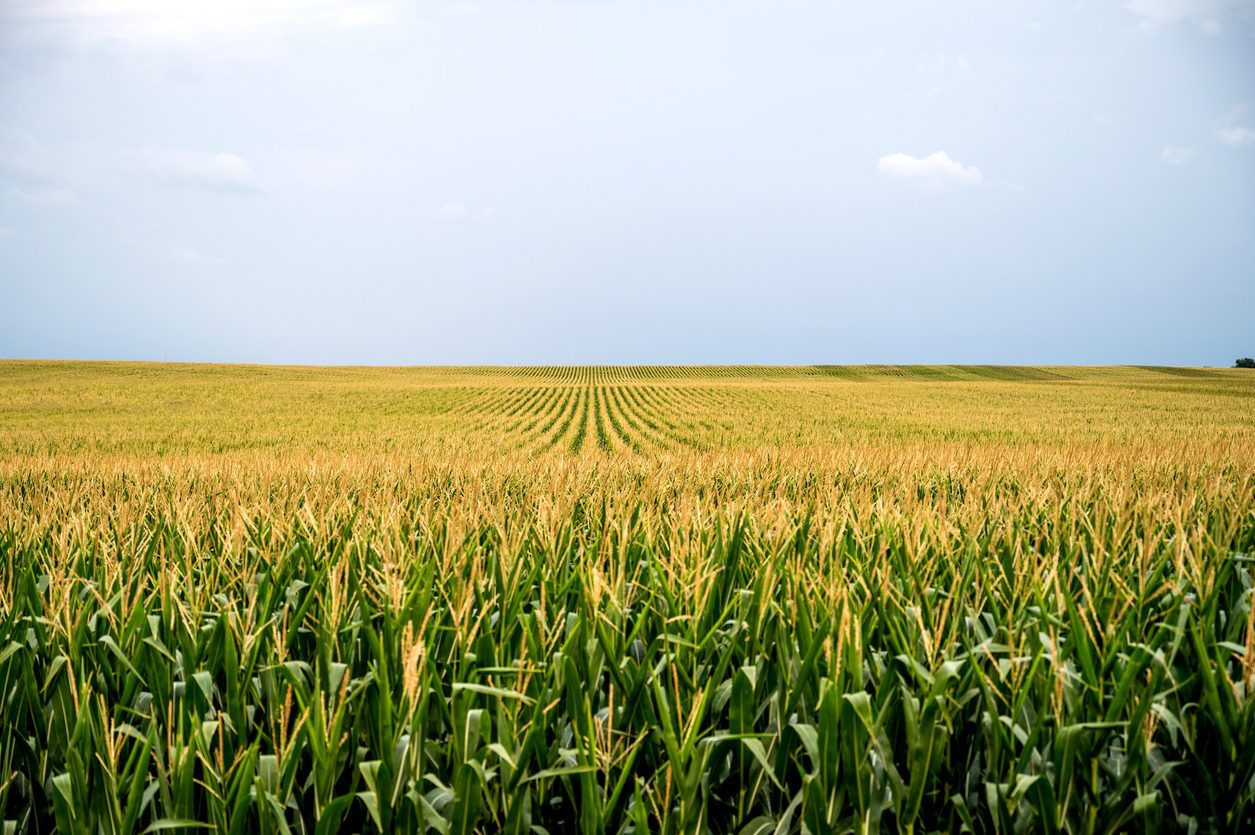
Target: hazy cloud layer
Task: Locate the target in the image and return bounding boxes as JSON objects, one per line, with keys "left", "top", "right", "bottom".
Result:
{"left": 121, "top": 150, "right": 261, "bottom": 193}
{"left": 0, "top": 129, "right": 71, "bottom": 185}
{"left": 279, "top": 150, "right": 356, "bottom": 188}
{"left": 167, "top": 246, "right": 224, "bottom": 265}
{"left": 4, "top": 187, "right": 82, "bottom": 207}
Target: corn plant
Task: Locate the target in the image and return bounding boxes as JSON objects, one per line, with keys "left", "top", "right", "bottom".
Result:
{"left": 2, "top": 443, "right": 1253, "bottom": 834}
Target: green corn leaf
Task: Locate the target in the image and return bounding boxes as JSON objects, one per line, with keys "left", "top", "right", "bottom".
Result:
{"left": 450, "top": 761, "right": 483, "bottom": 835}
{"left": 51, "top": 773, "right": 88, "bottom": 835}
{"left": 140, "top": 821, "right": 215, "bottom": 834}
{"left": 312, "top": 795, "right": 355, "bottom": 835}
{"left": 523, "top": 765, "right": 599, "bottom": 783}
{"left": 802, "top": 775, "right": 832, "bottom": 835}
{"left": 226, "top": 746, "right": 258, "bottom": 835}
{"left": 357, "top": 789, "right": 382, "bottom": 832}
{"left": 451, "top": 682, "right": 536, "bottom": 704}
{"left": 99, "top": 635, "right": 145, "bottom": 682}
{"left": 951, "top": 794, "right": 976, "bottom": 834}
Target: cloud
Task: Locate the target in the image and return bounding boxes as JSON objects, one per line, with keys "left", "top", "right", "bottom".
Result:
{"left": 4, "top": 187, "right": 83, "bottom": 206}
{"left": 0, "top": 0, "right": 400, "bottom": 46}
{"left": 876, "top": 151, "right": 983, "bottom": 191}
{"left": 0, "top": 226, "right": 16, "bottom": 237}
{"left": 1216, "top": 126, "right": 1255, "bottom": 147}
{"left": 435, "top": 203, "right": 467, "bottom": 221}
{"left": 126, "top": 149, "right": 261, "bottom": 192}
{"left": 167, "top": 246, "right": 223, "bottom": 265}
{"left": 1124, "top": 0, "right": 1255, "bottom": 27}
{"left": 1162, "top": 147, "right": 1193, "bottom": 164}
{"left": 279, "top": 150, "right": 356, "bottom": 188}
{"left": 1214, "top": 105, "right": 1255, "bottom": 147}
{"left": 0, "top": 129, "right": 71, "bottom": 185}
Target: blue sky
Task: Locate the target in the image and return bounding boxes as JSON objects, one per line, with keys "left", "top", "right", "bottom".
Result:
{"left": 1, "top": 0, "right": 1252, "bottom": 366}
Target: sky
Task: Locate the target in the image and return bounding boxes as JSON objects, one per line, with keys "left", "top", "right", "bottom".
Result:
{"left": 1, "top": 0, "right": 1252, "bottom": 366}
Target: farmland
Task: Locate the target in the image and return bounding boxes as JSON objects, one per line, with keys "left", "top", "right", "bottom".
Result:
{"left": 2, "top": 361, "right": 1254, "bottom": 835}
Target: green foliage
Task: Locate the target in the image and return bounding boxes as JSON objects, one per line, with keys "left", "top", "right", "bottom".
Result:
{"left": 1236, "top": 359, "right": 1254, "bottom": 369}
{"left": 2, "top": 467, "right": 1254, "bottom": 835}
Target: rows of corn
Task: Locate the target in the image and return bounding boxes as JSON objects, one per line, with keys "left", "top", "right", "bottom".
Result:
{"left": 3, "top": 445, "right": 1254, "bottom": 835}
{"left": 7, "top": 363, "right": 1254, "bottom": 461}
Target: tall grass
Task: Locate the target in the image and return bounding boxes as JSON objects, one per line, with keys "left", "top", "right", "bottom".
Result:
{"left": 3, "top": 443, "right": 1254, "bottom": 834}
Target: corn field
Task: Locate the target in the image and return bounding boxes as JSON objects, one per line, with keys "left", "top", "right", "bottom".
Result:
{"left": 2, "top": 363, "right": 1254, "bottom": 834}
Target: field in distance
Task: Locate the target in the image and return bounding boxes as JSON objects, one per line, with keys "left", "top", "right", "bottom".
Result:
{"left": 2, "top": 360, "right": 1252, "bottom": 456}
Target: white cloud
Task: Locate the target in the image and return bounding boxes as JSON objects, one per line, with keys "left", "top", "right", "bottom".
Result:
{"left": 167, "top": 246, "right": 223, "bottom": 265}
{"left": 876, "top": 151, "right": 983, "bottom": 191}
{"left": 435, "top": 203, "right": 467, "bottom": 221}
{"left": 126, "top": 149, "right": 261, "bottom": 193}
{"left": 1162, "top": 146, "right": 1193, "bottom": 164}
{"left": 279, "top": 150, "right": 356, "bottom": 188}
{"left": 0, "top": 1, "right": 399, "bottom": 41}
{"left": 4, "top": 187, "right": 83, "bottom": 206}
{"left": 0, "top": 226, "right": 16, "bottom": 237}
{"left": 1214, "top": 105, "right": 1255, "bottom": 147}
{"left": 0, "top": 129, "right": 71, "bottom": 185}
{"left": 1216, "top": 126, "right": 1255, "bottom": 147}
{"left": 1124, "top": 0, "right": 1255, "bottom": 26}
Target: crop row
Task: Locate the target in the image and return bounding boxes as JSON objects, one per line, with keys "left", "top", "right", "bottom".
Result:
{"left": 378, "top": 366, "right": 1242, "bottom": 385}
{"left": 4, "top": 363, "right": 1252, "bottom": 458}
{"left": 445, "top": 385, "right": 734, "bottom": 453}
